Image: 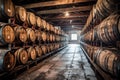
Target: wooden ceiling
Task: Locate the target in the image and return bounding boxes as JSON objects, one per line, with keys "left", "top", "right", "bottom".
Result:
{"left": 13, "top": 0, "right": 97, "bottom": 31}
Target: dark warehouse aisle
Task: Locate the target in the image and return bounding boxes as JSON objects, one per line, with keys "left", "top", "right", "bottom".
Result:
{"left": 15, "top": 44, "right": 97, "bottom": 80}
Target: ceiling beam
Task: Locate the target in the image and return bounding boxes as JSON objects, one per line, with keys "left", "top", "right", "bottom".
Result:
{"left": 45, "top": 17, "right": 87, "bottom": 21}
{"left": 37, "top": 5, "right": 92, "bottom": 14}
{"left": 45, "top": 13, "right": 88, "bottom": 19}
{"left": 23, "top": 0, "right": 95, "bottom": 9}
{"left": 53, "top": 23, "right": 84, "bottom": 26}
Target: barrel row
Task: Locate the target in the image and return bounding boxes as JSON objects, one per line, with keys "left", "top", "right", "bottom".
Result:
{"left": 81, "top": 13, "right": 120, "bottom": 44}
{"left": 82, "top": 44, "right": 120, "bottom": 77}
{"left": 81, "top": 0, "right": 117, "bottom": 35}
{"left": 0, "top": 43, "right": 65, "bottom": 72}
{"left": 0, "top": 23, "right": 67, "bottom": 45}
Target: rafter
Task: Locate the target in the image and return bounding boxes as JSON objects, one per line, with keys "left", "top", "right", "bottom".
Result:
{"left": 45, "top": 17, "right": 87, "bottom": 22}
{"left": 23, "top": 0, "right": 95, "bottom": 9}
{"left": 37, "top": 5, "right": 92, "bottom": 14}
{"left": 53, "top": 23, "right": 84, "bottom": 26}
{"left": 37, "top": 6, "right": 92, "bottom": 14}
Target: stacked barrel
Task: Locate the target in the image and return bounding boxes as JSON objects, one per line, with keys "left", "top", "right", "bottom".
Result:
{"left": 0, "top": 0, "right": 68, "bottom": 72}
{"left": 80, "top": 0, "right": 120, "bottom": 78}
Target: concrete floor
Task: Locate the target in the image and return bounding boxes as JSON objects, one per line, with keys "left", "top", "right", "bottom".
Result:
{"left": 15, "top": 44, "right": 97, "bottom": 80}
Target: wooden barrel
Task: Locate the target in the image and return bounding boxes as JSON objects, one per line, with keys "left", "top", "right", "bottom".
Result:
{"left": 26, "top": 12, "right": 36, "bottom": 26}
{"left": 54, "top": 28, "right": 57, "bottom": 34}
{"left": 83, "top": 32, "right": 92, "bottom": 42}
{"left": 105, "top": 14, "right": 120, "bottom": 42}
{"left": 35, "top": 46, "right": 42, "bottom": 57}
{"left": 50, "top": 44, "right": 54, "bottom": 51}
{"left": 52, "top": 34, "right": 55, "bottom": 42}
{"left": 51, "top": 25, "right": 54, "bottom": 32}
{"left": 96, "top": 13, "right": 120, "bottom": 43}
{"left": 41, "top": 19, "right": 47, "bottom": 29}
{"left": 41, "top": 31, "right": 47, "bottom": 42}
{"left": 92, "top": 0, "right": 116, "bottom": 24}
{"left": 94, "top": 48, "right": 120, "bottom": 76}
{"left": 35, "top": 30, "right": 40, "bottom": 42}
{"left": 49, "top": 34, "right": 53, "bottom": 42}
{"left": 0, "top": 50, "right": 16, "bottom": 71}
{"left": 0, "top": 0, "right": 15, "bottom": 20}
{"left": 91, "top": 47, "right": 99, "bottom": 60}
{"left": 14, "top": 48, "right": 28, "bottom": 64}
{"left": 88, "top": 47, "right": 94, "bottom": 59}
{"left": 0, "top": 23, "right": 15, "bottom": 45}
{"left": 41, "top": 45, "right": 47, "bottom": 54}
{"left": 46, "top": 33, "right": 50, "bottom": 42}
{"left": 46, "top": 23, "right": 50, "bottom": 31}
{"left": 56, "top": 35, "right": 60, "bottom": 41}
{"left": 97, "top": 22, "right": 109, "bottom": 43}
{"left": 26, "top": 28, "right": 36, "bottom": 42}
{"left": 47, "top": 45, "right": 50, "bottom": 53}
{"left": 27, "top": 47, "right": 36, "bottom": 60}
{"left": 36, "top": 16, "right": 42, "bottom": 28}
{"left": 15, "top": 6, "right": 27, "bottom": 23}
{"left": 14, "top": 25, "right": 27, "bottom": 43}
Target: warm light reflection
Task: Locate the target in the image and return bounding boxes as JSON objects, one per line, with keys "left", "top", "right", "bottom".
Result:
{"left": 65, "top": 12, "right": 70, "bottom": 17}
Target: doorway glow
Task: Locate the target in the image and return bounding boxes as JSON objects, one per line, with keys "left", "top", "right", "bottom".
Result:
{"left": 71, "top": 34, "right": 77, "bottom": 40}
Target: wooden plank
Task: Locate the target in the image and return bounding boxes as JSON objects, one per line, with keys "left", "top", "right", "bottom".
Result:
{"left": 37, "top": 5, "right": 92, "bottom": 14}
{"left": 23, "top": 0, "right": 95, "bottom": 9}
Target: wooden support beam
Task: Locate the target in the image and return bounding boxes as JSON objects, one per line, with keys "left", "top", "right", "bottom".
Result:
{"left": 54, "top": 23, "right": 84, "bottom": 26}
{"left": 37, "top": 5, "right": 92, "bottom": 14}
{"left": 45, "top": 18, "right": 86, "bottom": 22}
{"left": 23, "top": 0, "right": 95, "bottom": 9}
{"left": 45, "top": 17, "right": 87, "bottom": 21}
{"left": 45, "top": 13, "right": 88, "bottom": 19}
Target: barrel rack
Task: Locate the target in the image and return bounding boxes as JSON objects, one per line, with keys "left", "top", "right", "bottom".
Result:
{"left": 0, "top": 45, "right": 67, "bottom": 79}
{"left": 0, "top": 13, "right": 68, "bottom": 79}
{"left": 80, "top": 44, "right": 119, "bottom": 80}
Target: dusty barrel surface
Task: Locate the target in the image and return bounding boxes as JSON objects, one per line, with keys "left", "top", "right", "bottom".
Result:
{"left": 41, "top": 31, "right": 47, "bottom": 42}
{"left": 50, "top": 44, "right": 54, "bottom": 51}
{"left": 36, "top": 16, "right": 42, "bottom": 28}
{"left": 0, "top": 23, "right": 15, "bottom": 45}
{"left": 41, "top": 45, "right": 47, "bottom": 54}
{"left": 35, "top": 30, "right": 40, "bottom": 42}
{"left": 46, "top": 23, "right": 50, "bottom": 31}
{"left": 47, "top": 44, "right": 50, "bottom": 53}
{"left": 15, "top": 6, "right": 27, "bottom": 23}
{"left": 96, "top": 13, "right": 120, "bottom": 43}
{"left": 0, "top": 50, "right": 16, "bottom": 71}
{"left": 35, "top": 46, "right": 42, "bottom": 57}
{"left": 14, "top": 25, "right": 27, "bottom": 43}
{"left": 14, "top": 48, "right": 28, "bottom": 64}
{"left": 26, "top": 12, "right": 36, "bottom": 26}
{"left": 81, "top": 0, "right": 116, "bottom": 34}
{"left": 46, "top": 33, "right": 50, "bottom": 42}
{"left": 0, "top": 0, "right": 15, "bottom": 20}
{"left": 94, "top": 48, "right": 120, "bottom": 76}
{"left": 26, "top": 28, "right": 36, "bottom": 42}
{"left": 41, "top": 19, "right": 47, "bottom": 29}
{"left": 49, "top": 34, "right": 53, "bottom": 42}
{"left": 27, "top": 47, "right": 36, "bottom": 60}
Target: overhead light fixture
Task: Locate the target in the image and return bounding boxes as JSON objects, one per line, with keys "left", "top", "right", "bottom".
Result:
{"left": 65, "top": 12, "right": 70, "bottom": 17}
{"left": 70, "top": 20, "right": 72, "bottom": 23}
